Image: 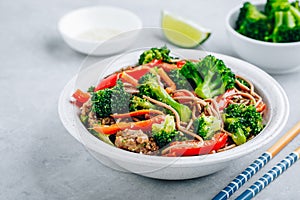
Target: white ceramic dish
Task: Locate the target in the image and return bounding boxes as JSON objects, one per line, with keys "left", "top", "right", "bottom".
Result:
{"left": 58, "top": 49, "right": 289, "bottom": 180}
{"left": 58, "top": 6, "right": 142, "bottom": 56}
{"left": 225, "top": 3, "right": 300, "bottom": 74}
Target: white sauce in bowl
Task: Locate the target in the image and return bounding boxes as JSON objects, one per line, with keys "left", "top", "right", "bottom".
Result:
{"left": 77, "top": 28, "right": 122, "bottom": 42}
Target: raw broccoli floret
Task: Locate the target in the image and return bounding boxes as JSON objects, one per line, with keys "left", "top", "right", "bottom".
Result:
{"left": 152, "top": 115, "right": 187, "bottom": 148}
{"left": 91, "top": 80, "right": 131, "bottom": 117}
{"left": 129, "top": 96, "right": 158, "bottom": 111}
{"left": 180, "top": 55, "right": 236, "bottom": 99}
{"left": 223, "top": 104, "right": 264, "bottom": 145}
{"left": 236, "top": 2, "right": 271, "bottom": 41}
{"left": 138, "top": 72, "right": 192, "bottom": 122}
{"left": 168, "top": 69, "right": 193, "bottom": 90}
{"left": 193, "top": 115, "right": 222, "bottom": 140}
{"left": 138, "top": 46, "right": 173, "bottom": 65}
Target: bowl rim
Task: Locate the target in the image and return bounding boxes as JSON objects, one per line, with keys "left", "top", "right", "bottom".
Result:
{"left": 59, "top": 49, "right": 290, "bottom": 167}
{"left": 225, "top": 2, "right": 300, "bottom": 47}
{"left": 57, "top": 5, "right": 143, "bottom": 44}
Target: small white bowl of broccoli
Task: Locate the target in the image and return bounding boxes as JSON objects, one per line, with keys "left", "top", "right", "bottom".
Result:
{"left": 225, "top": 1, "right": 300, "bottom": 74}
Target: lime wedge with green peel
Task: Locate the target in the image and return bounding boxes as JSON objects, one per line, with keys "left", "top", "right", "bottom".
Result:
{"left": 161, "top": 10, "right": 211, "bottom": 48}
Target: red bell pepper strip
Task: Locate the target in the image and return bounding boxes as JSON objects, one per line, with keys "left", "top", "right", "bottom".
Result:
{"left": 94, "top": 59, "right": 182, "bottom": 91}
{"left": 163, "top": 132, "right": 228, "bottom": 156}
{"left": 94, "top": 66, "right": 151, "bottom": 91}
{"left": 176, "top": 60, "right": 201, "bottom": 68}
{"left": 72, "top": 89, "right": 90, "bottom": 104}
{"left": 111, "top": 109, "right": 164, "bottom": 118}
{"left": 94, "top": 60, "right": 180, "bottom": 91}
{"left": 94, "top": 73, "right": 119, "bottom": 91}
{"left": 125, "top": 66, "right": 150, "bottom": 80}
{"left": 93, "top": 115, "right": 165, "bottom": 135}
{"left": 176, "top": 60, "right": 186, "bottom": 68}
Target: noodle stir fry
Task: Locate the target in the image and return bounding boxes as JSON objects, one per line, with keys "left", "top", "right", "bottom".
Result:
{"left": 72, "top": 47, "right": 266, "bottom": 157}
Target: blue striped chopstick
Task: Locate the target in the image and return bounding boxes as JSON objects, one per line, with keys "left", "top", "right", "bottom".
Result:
{"left": 212, "top": 121, "right": 300, "bottom": 200}
{"left": 235, "top": 147, "right": 300, "bottom": 200}
{"left": 212, "top": 153, "right": 272, "bottom": 200}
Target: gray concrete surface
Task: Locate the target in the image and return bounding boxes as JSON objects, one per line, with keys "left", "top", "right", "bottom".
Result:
{"left": 1, "top": 0, "right": 300, "bottom": 199}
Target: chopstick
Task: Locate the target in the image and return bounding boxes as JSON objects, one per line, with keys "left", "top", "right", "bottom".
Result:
{"left": 235, "top": 146, "right": 300, "bottom": 200}
{"left": 212, "top": 121, "right": 300, "bottom": 200}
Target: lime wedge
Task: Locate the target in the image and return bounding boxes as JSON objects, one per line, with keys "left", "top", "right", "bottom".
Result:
{"left": 161, "top": 10, "right": 211, "bottom": 48}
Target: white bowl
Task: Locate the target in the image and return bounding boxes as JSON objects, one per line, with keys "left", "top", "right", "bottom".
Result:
{"left": 225, "top": 3, "right": 300, "bottom": 74}
{"left": 58, "top": 6, "right": 142, "bottom": 56}
{"left": 58, "top": 49, "right": 289, "bottom": 180}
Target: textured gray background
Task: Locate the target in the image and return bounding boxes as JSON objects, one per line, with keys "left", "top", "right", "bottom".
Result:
{"left": 1, "top": 0, "right": 300, "bottom": 199}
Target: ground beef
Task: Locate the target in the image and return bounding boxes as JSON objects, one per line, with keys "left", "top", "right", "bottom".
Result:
{"left": 80, "top": 99, "right": 115, "bottom": 127}
{"left": 115, "top": 129, "right": 159, "bottom": 155}
{"left": 88, "top": 111, "right": 99, "bottom": 127}
{"left": 79, "top": 100, "right": 98, "bottom": 126}
{"left": 80, "top": 99, "right": 92, "bottom": 116}
{"left": 80, "top": 99, "right": 159, "bottom": 155}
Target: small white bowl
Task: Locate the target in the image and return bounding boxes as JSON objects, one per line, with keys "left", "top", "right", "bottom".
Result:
{"left": 58, "top": 6, "right": 142, "bottom": 56}
{"left": 59, "top": 49, "right": 289, "bottom": 180}
{"left": 225, "top": 3, "right": 300, "bottom": 74}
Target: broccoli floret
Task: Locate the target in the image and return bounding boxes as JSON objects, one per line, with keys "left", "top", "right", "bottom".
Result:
{"left": 91, "top": 80, "right": 131, "bottom": 117}
{"left": 266, "top": 6, "right": 300, "bottom": 42}
{"left": 274, "top": 4, "right": 300, "bottom": 42}
{"left": 87, "top": 86, "right": 95, "bottom": 93}
{"left": 138, "top": 46, "right": 173, "bottom": 65}
{"left": 138, "top": 71, "right": 157, "bottom": 84}
{"left": 193, "top": 115, "right": 222, "bottom": 140}
{"left": 291, "top": 3, "right": 300, "bottom": 23}
{"left": 236, "top": 1, "right": 300, "bottom": 42}
{"left": 275, "top": 25, "right": 300, "bottom": 42}
{"left": 236, "top": 2, "right": 271, "bottom": 41}
{"left": 291, "top": 0, "right": 300, "bottom": 11}
{"left": 129, "top": 96, "right": 158, "bottom": 111}
{"left": 168, "top": 69, "right": 193, "bottom": 90}
{"left": 265, "top": 0, "right": 291, "bottom": 18}
{"left": 137, "top": 72, "right": 161, "bottom": 98}
{"left": 223, "top": 104, "right": 264, "bottom": 145}
{"left": 180, "top": 55, "right": 236, "bottom": 99}
{"left": 138, "top": 72, "right": 192, "bottom": 122}
{"left": 224, "top": 118, "right": 247, "bottom": 145}
{"left": 179, "top": 61, "right": 202, "bottom": 89}
{"left": 152, "top": 115, "right": 187, "bottom": 148}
